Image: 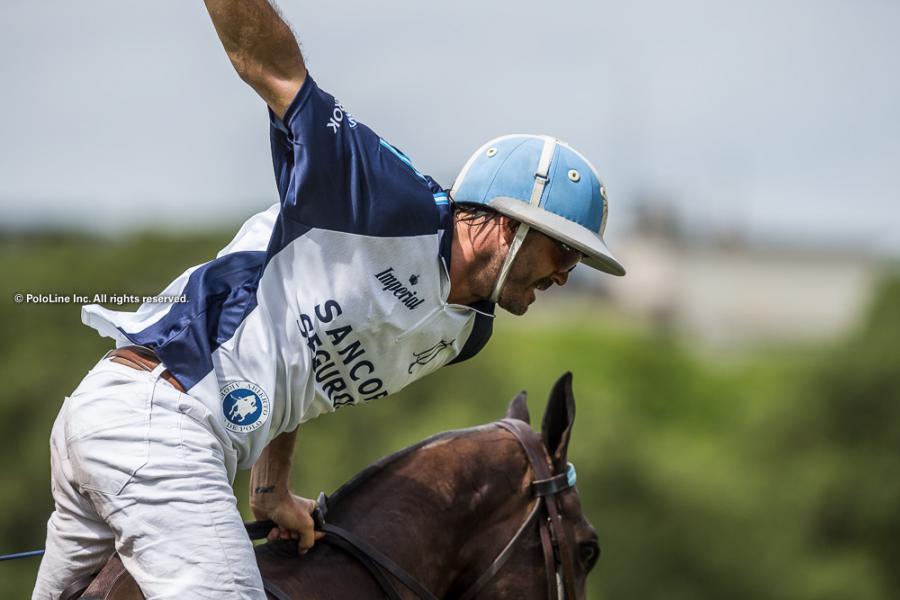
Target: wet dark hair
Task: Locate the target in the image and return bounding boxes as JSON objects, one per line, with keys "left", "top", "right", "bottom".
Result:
{"left": 450, "top": 197, "right": 519, "bottom": 233}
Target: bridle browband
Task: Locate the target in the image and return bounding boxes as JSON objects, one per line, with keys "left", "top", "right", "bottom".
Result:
{"left": 251, "top": 418, "right": 580, "bottom": 600}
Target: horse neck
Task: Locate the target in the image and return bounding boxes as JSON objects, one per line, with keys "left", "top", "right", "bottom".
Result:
{"left": 325, "top": 426, "right": 533, "bottom": 596}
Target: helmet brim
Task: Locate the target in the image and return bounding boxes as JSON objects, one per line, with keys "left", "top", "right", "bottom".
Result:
{"left": 489, "top": 197, "right": 626, "bottom": 276}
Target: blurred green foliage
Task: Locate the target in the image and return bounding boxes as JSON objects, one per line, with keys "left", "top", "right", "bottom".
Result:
{"left": 1, "top": 232, "right": 897, "bottom": 599}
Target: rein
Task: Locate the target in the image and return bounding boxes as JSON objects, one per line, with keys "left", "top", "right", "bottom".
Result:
{"left": 251, "top": 418, "right": 580, "bottom": 600}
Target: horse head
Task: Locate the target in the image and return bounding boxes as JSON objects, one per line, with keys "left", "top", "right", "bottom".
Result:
{"left": 448, "top": 372, "right": 601, "bottom": 599}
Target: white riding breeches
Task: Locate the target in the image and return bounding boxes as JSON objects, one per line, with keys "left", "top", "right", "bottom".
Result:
{"left": 32, "top": 355, "right": 267, "bottom": 599}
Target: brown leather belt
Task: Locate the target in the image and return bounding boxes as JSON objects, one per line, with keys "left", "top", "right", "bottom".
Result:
{"left": 106, "top": 345, "right": 185, "bottom": 393}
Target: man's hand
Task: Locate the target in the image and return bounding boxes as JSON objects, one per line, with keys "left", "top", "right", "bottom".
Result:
{"left": 249, "top": 429, "right": 324, "bottom": 554}
{"left": 251, "top": 490, "right": 324, "bottom": 554}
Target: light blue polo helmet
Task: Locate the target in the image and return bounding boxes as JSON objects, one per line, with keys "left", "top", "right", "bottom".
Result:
{"left": 450, "top": 135, "right": 625, "bottom": 299}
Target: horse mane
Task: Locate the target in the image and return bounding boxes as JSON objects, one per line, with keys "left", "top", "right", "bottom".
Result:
{"left": 325, "top": 422, "right": 505, "bottom": 506}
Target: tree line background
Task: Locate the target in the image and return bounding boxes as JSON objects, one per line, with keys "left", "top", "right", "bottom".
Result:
{"left": 1, "top": 231, "right": 897, "bottom": 599}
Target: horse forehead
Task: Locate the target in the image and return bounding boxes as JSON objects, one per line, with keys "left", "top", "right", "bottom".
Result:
{"left": 559, "top": 489, "right": 595, "bottom": 537}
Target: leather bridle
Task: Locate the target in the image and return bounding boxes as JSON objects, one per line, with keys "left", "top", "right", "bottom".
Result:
{"left": 253, "top": 418, "right": 580, "bottom": 600}
{"left": 491, "top": 418, "right": 579, "bottom": 600}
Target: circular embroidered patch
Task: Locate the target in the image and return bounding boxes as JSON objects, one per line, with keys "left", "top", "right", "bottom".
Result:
{"left": 221, "top": 381, "right": 270, "bottom": 433}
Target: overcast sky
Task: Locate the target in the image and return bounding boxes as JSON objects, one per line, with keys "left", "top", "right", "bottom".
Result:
{"left": 1, "top": 0, "right": 898, "bottom": 254}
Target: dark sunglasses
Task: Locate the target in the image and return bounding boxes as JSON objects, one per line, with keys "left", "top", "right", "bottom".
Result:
{"left": 550, "top": 238, "right": 584, "bottom": 271}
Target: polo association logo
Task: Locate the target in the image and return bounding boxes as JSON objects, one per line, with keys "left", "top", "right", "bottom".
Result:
{"left": 221, "top": 381, "right": 271, "bottom": 433}
{"left": 374, "top": 267, "right": 426, "bottom": 310}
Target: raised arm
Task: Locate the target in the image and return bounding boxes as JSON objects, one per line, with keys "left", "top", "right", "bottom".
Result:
{"left": 204, "top": 0, "right": 307, "bottom": 119}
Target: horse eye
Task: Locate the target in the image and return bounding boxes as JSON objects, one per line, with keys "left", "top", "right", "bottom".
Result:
{"left": 579, "top": 541, "right": 600, "bottom": 571}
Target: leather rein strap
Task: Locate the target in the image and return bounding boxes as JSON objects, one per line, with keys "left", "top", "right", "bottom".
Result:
{"left": 249, "top": 419, "right": 580, "bottom": 600}
{"left": 319, "top": 521, "right": 437, "bottom": 600}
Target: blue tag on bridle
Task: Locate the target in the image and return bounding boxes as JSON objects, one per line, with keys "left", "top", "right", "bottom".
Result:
{"left": 566, "top": 462, "right": 577, "bottom": 488}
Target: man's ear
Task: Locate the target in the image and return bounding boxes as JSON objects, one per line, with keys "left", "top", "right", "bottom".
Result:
{"left": 497, "top": 215, "right": 521, "bottom": 245}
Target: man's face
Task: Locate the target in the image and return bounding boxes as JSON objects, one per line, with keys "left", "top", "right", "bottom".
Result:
{"left": 498, "top": 229, "right": 582, "bottom": 315}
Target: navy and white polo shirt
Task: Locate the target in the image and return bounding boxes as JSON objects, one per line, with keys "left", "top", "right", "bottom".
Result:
{"left": 82, "top": 75, "right": 494, "bottom": 468}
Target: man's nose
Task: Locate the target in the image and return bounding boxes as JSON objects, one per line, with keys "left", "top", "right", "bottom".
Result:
{"left": 551, "top": 269, "right": 570, "bottom": 287}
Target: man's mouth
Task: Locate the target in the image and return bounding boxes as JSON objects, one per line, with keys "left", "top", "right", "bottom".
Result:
{"left": 533, "top": 278, "right": 553, "bottom": 292}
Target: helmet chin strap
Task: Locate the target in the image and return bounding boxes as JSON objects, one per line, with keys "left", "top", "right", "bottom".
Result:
{"left": 490, "top": 221, "right": 530, "bottom": 303}
{"left": 489, "top": 135, "right": 557, "bottom": 305}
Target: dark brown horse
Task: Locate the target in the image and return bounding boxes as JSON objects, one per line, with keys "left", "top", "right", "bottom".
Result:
{"left": 79, "top": 373, "right": 600, "bottom": 599}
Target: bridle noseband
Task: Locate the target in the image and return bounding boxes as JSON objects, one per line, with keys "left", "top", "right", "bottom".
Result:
{"left": 254, "top": 418, "right": 581, "bottom": 600}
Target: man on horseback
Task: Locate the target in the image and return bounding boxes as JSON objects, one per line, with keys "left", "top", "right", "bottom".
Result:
{"left": 33, "top": 1, "right": 624, "bottom": 598}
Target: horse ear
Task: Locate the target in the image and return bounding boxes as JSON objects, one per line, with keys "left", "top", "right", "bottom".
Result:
{"left": 505, "top": 391, "right": 530, "bottom": 424}
{"left": 541, "top": 372, "right": 576, "bottom": 472}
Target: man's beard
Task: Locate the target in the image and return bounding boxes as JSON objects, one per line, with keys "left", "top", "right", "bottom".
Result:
{"left": 498, "top": 287, "right": 530, "bottom": 315}
{"left": 498, "top": 267, "right": 549, "bottom": 316}
{"left": 479, "top": 231, "right": 545, "bottom": 315}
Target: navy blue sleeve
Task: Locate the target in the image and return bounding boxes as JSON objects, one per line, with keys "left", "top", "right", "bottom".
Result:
{"left": 269, "top": 75, "right": 444, "bottom": 238}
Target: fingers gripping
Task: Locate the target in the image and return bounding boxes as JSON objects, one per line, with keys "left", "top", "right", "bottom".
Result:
{"left": 266, "top": 496, "right": 321, "bottom": 554}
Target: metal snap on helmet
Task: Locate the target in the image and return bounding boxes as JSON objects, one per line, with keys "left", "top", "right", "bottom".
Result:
{"left": 450, "top": 134, "right": 625, "bottom": 299}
